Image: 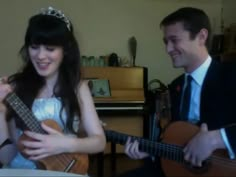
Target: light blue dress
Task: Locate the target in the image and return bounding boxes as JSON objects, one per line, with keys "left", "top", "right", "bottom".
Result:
{"left": 6, "top": 97, "right": 79, "bottom": 169}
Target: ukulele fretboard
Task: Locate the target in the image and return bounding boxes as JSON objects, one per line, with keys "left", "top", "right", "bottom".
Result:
{"left": 5, "top": 92, "right": 45, "bottom": 134}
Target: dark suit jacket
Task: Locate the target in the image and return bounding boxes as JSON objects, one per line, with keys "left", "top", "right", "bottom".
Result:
{"left": 168, "top": 59, "right": 236, "bottom": 154}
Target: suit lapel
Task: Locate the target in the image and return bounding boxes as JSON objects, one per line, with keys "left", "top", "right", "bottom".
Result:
{"left": 169, "top": 75, "right": 184, "bottom": 121}
{"left": 200, "top": 59, "right": 220, "bottom": 124}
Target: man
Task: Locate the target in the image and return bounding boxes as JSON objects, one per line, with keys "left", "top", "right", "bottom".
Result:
{"left": 119, "top": 7, "right": 236, "bottom": 177}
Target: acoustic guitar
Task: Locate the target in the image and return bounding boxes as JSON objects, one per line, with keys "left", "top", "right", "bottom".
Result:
{"left": 5, "top": 92, "right": 89, "bottom": 175}
{"left": 105, "top": 121, "right": 236, "bottom": 176}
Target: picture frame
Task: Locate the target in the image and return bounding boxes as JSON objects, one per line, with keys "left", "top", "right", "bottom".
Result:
{"left": 88, "top": 79, "right": 111, "bottom": 97}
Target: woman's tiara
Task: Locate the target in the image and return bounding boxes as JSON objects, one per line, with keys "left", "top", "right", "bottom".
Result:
{"left": 40, "top": 6, "right": 71, "bottom": 31}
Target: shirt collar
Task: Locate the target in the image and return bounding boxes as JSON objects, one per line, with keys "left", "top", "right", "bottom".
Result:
{"left": 186, "top": 56, "right": 212, "bottom": 86}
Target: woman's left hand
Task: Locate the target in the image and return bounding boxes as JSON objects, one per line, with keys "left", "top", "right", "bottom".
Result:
{"left": 20, "top": 122, "right": 69, "bottom": 160}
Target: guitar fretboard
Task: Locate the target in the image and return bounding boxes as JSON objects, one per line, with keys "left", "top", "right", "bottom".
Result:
{"left": 5, "top": 92, "right": 46, "bottom": 134}
{"left": 106, "top": 130, "right": 185, "bottom": 163}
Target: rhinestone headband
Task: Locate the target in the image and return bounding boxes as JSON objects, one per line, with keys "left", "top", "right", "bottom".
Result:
{"left": 40, "top": 6, "right": 71, "bottom": 31}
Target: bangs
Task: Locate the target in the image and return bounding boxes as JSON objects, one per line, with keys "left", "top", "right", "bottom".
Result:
{"left": 25, "top": 15, "right": 68, "bottom": 46}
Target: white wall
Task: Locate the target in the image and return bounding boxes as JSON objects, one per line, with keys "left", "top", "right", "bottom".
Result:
{"left": 0, "top": 0, "right": 222, "bottom": 84}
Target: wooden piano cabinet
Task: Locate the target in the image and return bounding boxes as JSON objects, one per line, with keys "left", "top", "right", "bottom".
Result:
{"left": 81, "top": 66, "right": 145, "bottom": 89}
{"left": 82, "top": 66, "right": 148, "bottom": 143}
{"left": 82, "top": 67, "right": 148, "bottom": 177}
{"left": 82, "top": 67, "right": 146, "bottom": 101}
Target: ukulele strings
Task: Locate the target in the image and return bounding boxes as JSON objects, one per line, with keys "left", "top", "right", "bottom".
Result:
{"left": 7, "top": 93, "right": 78, "bottom": 171}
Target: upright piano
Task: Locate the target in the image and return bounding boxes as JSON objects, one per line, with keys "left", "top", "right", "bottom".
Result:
{"left": 82, "top": 66, "right": 148, "bottom": 176}
{"left": 82, "top": 66, "right": 148, "bottom": 135}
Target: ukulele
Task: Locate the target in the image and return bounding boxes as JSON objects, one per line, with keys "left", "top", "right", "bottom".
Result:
{"left": 105, "top": 121, "right": 236, "bottom": 176}
{"left": 5, "top": 92, "right": 89, "bottom": 175}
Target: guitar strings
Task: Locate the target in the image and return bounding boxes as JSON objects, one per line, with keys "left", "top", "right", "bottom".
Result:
{"left": 110, "top": 131, "right": 184, "bottom": 162}
{"left": 110, "top": 131, "right": 236, "bottom": 168}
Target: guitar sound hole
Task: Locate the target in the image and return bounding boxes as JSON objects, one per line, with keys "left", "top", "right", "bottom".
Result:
{"left": 185, "top": 160, "right": 210, "bottom": 174}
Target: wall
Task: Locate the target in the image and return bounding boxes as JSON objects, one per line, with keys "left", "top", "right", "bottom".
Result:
{"left": 0, "top": 0, "right": 222, "bottom": 84}
{"left": 222, "top": 0, "right": 236, "bottom": 28}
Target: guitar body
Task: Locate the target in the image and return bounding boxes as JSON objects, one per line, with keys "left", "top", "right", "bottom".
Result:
{"left": 18, "top": 119, "right": 89, "bottom": 175}
{"left": 161, "top": 121, "right": 236, "bottom": 176}
{"left": 105, "top": 121, "right": 236, "bottom": 176}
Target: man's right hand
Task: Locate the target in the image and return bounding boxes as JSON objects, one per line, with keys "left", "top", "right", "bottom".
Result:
{"left": 124, "top": 137, "right": 149, "bottom": 160}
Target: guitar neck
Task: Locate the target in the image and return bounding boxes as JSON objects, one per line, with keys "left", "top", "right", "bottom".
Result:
{"left": 5, "top": 92, "right": 45, "bottom": 134}
{"left": 105, "top": 130, "right": 185, "bottom": 163}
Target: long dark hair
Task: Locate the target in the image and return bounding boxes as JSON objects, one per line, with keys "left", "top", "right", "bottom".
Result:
{"left": 7, "top": 13, "right": 81, "bottom": 133}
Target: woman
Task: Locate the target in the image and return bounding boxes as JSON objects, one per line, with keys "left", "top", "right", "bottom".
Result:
{"left": 0, "top": 6, "right": 106, "bottom": 171}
